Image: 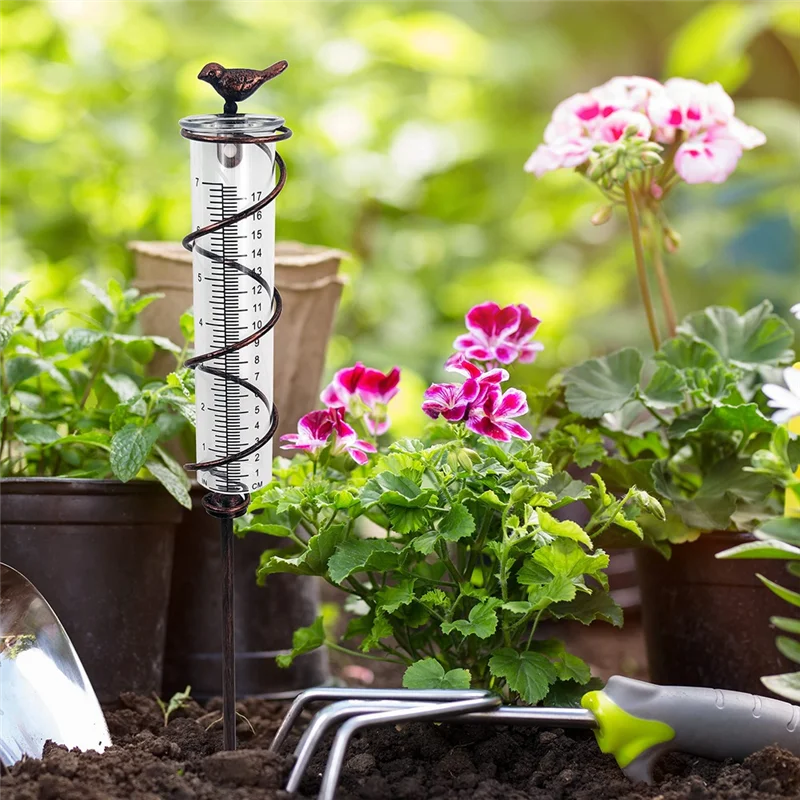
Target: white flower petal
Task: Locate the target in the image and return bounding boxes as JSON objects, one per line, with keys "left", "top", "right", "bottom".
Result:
{"left": 783, "top": 368, "right": 800, "bottom": 397}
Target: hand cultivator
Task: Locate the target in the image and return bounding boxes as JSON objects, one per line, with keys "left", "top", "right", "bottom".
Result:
{"left": 271, "top": 679, "right": 800, "bottom": 800}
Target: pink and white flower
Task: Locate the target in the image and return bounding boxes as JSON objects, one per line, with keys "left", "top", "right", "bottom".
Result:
{"left": 280, "top": 408, "right": 376, "bottom": 465}
{"left": 422, "top": 382, "right": 475, "bottom": 423}
{"left": 280, "top": 409, "right": 335, "bottom": 456}
{"left": 466, "top": 385, "right": 531, "bottom": 442}
{"left": 595, "top": 110, "right": 652, "bottom": 143}
{"left": 321, "top": 362, "right": 400, "bottom": 436}
{"left": 329, "top": 410, "right": 378, "bottom": 465}
{"left": 673, "top": 127, "right": 743, "bottom": 184}
{"left": 445, "top": 353, "right": 508, "bottom": 401}
{"left": 453, "top": 302, "right": 543, "bottom": 366}
{"left": 525, "top": 75, "right": 765, "bottom": 185}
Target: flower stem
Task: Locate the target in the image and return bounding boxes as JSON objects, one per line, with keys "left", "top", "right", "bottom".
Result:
{"left": 623, "top": 182, "right": 660, "bottom": 350}
{"left": 649, "top": 223, "right": 677, "bottom": 338}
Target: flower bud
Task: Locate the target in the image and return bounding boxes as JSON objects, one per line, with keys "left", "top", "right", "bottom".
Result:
{"left": 664, "top": 228, "right": 681, "bottom": 254}
{"left": 591, "top": 205, "right": 614, "bottom": 226}
{"left": 650, "top": 181, "right": 664, "bottom": 200}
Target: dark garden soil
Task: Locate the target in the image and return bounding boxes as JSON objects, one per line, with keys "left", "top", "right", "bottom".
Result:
{"left": 3, "top": 690, "right": 800, "bottom": 800}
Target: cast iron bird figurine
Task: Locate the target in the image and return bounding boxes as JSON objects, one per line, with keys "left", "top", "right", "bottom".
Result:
{"left": 198, "top": 61, "right": 288, "bottom": 115}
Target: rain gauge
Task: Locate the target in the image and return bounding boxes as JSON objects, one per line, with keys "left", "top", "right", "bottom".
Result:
{"left": 179, "top": 62, "right": 292, "bottom": 749}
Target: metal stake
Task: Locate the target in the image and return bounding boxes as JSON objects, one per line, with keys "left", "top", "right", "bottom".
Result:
{"left": 220, "top": 516, "right": 236, "bottom": 750}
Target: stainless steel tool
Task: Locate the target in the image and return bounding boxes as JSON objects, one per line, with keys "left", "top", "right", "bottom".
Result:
{"left": 0, "top": 563, "right": 111, "bottom": 766}
{"left": 274, "top": 678, "right": 800, "bottom": 799}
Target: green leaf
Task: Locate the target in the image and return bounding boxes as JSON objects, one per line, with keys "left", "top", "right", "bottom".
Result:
{"left": 530, "top": 640, "right": 592, "bottom": 683}
{"left": 758, "top": 574, "right": 800, "bottom": 608}
{"left": 412, "top": 505, "right": 475, "bottom": 554}
{"left": 657, "top": 336, "right": 723, "bottom": 372}
{"left": 327, "top": 539, "right": 399, "bottom": 585}
{"left": 145, "top": 458, "right": 191, "bottom": 509}
{"left": 544, "top": 677, "right": 604, "bottom": 708}
{"left": 6, "top": 356, "right": 42, "bottom": 386}
{"left": 0, "top": 397, "right": 9, "bottom": 423}
{"left": 441, "top": 598, "right": 502, "bottom": 639}
{"left": 542, "top": 474, "right": 591, "bottom": 506}
{"left": 375, "top": 578, "right": 417, "bottom": 614}
{"left": 420, "top": 589, "right": 450, "bottom": 609}
{"left": 1, "top": 280, "right": 29, "bottom": 312}
{"left": 761, "top": 671, "right": 800, "bottom": 703}
{"left": 677, "top": 302, "right": 795, "bottom": 369}
{"left": 524, "top": 575, "right": 578, "bottom": 609}
{"left": 259, "top": 525, "right": 348, "bottom": 578}
{"left": 562, "top": 348, "right": 643, "bottom": 418}
{"left": 641, "top": 363, "right": 685, "bottom": 409}
{"left": 361, "top": 614, "right": 394, "bottom": 652}
{"left": 110, "top": 423, "right": 160, "bottom": 482}
{"left": 502, "top": 601, "right": 533, "bottom": 615}
{"left": 276, "top": 616, "right": 325, "bottom": 668}
{"left": 717, "top": 539, "right": 800, "bottom": 560}
{"left": 531, "top": 539, "right": 609, "bottom": 588}
{"left": 488, "top": 648, "right": 558, "bottom": 704}
{"left": 179, "top": 310, "right": 195, "bottom": 342}
{"left": 402, "top": 658, "right": 471, "bottom": 690}
{"left": 15, "top": 422, "right": 61, "bottom": 445}
{"left": 686, "top": 404, "right": 774, "bottom": 441}
{"left": 361, "top": 472, "right": 434, "bottom": 507}
{"left": 772, "top": 617, "right": 800, "bottom": 635}
{"left": 477, "top": 489, "right": 506, "bottom": 509}
{"left": 102, "top": 373, "right": 141, "bottom": 403}
{"left": 550, "top": 589, "right": 623, "bottom": 627}
{"left": 81, "top": 279, "right": 115, "bottom": 314}
{"left": 757, "top": 518, "right": 800, "bottom": 547}
{"left": 64, "top": 328, "right": 105, "bottom": 353}
{"left": 536, "top": 509, "right": 593, "bottom": 548}
{"left": 776, "top": 636, "right": 800, "bottom": 665}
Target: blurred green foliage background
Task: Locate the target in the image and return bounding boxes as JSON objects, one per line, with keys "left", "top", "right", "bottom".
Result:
{"left": 2, "top": 0, "right": 799, "bottom": 435}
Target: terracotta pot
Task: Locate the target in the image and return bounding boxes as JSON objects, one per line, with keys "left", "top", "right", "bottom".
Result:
{"left": 0, "top": 478, "right": 180, "bottom": 702}
{"left": 162, "top": 486, "right": 329, "bottom": 699}
{"left": 129, "top": 239, "right": 347, "bottom": 442}
{"left": 636, "top": 531, "right": 795, "bottom": 694}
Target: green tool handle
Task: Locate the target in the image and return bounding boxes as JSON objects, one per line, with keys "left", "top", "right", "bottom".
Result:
{"left": 582, "top": 676, "right": 800, "bottom": 783}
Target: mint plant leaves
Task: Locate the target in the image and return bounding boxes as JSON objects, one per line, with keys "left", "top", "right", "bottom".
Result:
{"left": 0, "top": 280, "right": 194, "bottom": 507}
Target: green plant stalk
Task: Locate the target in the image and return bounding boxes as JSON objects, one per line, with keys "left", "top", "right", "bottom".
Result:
{"left": 623, "top": 182, "right": 660, "bottom": 350}
{"left": 649, "top": 221, "right": 678, "bottom": 338}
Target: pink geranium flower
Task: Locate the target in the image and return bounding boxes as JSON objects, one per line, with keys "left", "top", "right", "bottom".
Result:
{"left": 321, "top": 362, "right": 400, "bottom": 436}
{"left": 445, "top": 353, "right": 508, "bottom": 401}
{"left": 466, "top": 386, "right": 531, "bottom": 443}
{"left": 422, "top": 382, "right": 475, "bottom": 423}
{"left": 595, "top": 110, "right": 652, "bottom": 143}
{"left": 453, "top": 302, "right": 543, "bottom": 366}
{"left": 525, "top": 75, "right": 765, "bottom": 185}
{"left": 673, "top": 127, "right": 743, "bottom": 184}
{"left": 280, "top": 408, "right": 376, "bottom": 465}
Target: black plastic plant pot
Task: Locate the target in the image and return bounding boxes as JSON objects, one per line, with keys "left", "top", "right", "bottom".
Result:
{"left": 0, "top": 478, "right": 180, "bottom": 703}
{"left": 637, "top": 532, "right": 794, "bottom": 695}
{"left": 162, "top": 487, "right": 329, "bottom": 700}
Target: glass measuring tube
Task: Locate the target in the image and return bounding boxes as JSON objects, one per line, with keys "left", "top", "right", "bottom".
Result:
{"left": 180, "top": 114, "right": 284, "bottom": 495}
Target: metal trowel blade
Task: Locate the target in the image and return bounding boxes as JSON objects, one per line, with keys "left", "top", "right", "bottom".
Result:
{"left": 0, "top": 563, "right": 111, "bottom": 766}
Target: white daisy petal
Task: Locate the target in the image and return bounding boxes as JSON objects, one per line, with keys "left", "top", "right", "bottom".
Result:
{"left": 783, "top": 368, "right": 800, "bottom": 397}
{"left": 771, "top": 408, "right": 799, "bottom": 425}
{"left": 762, "top": 384, "right": 800, "bottom": 408}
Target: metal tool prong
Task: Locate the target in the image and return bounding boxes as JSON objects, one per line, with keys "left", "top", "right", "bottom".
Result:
{"left": 317, "top": 695, "right": 501, "bottom": 800}
{"left": 286, "top": 700, "right": 440, "bottom": 794}
{"left": 270, "top": 686, "right": 492, "bottom": 752}
{"left": 458, "top": 705, "right": 597, "bottom": 729}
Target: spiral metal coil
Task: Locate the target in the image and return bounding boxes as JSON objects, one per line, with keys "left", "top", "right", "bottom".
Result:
{"left": 181, "top": 123, "right": 292, "bottom": 518}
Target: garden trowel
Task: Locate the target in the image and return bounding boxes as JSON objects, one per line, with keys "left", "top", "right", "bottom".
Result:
{"left": 0, "top": 563, "right": 111, "bottom": 766}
